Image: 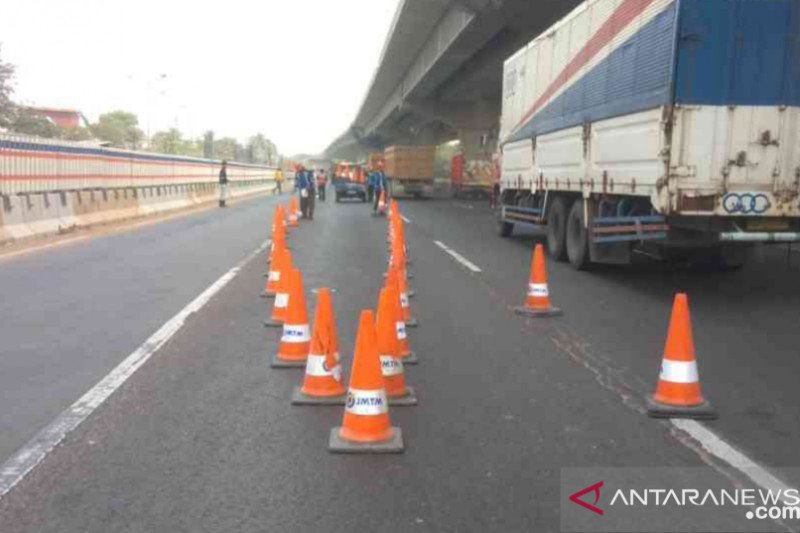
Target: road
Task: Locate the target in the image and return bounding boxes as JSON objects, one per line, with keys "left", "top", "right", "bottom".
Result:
{"left": 0, "top": 193, "right": 798, "bottom": 532}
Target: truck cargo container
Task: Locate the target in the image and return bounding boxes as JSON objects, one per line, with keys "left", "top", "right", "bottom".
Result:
{"left": 385, "top": 145, "right": 436, "bottom": 198}
{"left": 451, "top": 153, "right": 493, "bottom": 199}
{"left": 497, "top": 0, "right": 800, "bottom": 270}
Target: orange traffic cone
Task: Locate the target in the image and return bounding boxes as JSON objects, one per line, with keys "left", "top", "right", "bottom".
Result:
{"left": 647, "top": 293, "right": 716, "bottom": 419}
{"left": 264, "top": 250, "right": 294, "bottom": 326}
{"left": 329, "top": 310, "right": 403, "bottom": 453}
{"left": 388, "top": 234, "right": 413, "bottom": 280}
{"left": 396, "top": 266, "right": 417, "bottom": 327}
{"left": 376, "top": 287, "right": 417, "bottom": 405}
{"left": 385, "top": 269, "right": 417, "bottom": 364}
{"left": 262, "top": 244, "right": 288, "bottom": 298}
{"left": 514, "top": 243, "right": 562, "bottom": 317}
{"left": 292, "top": 288, "right": 347, "bottom": 404}
{"left": 288, "top": 197, "right": 299, "bottom": 227}
{"left": 272, "top": 268, "right": 311, "bottom": 368}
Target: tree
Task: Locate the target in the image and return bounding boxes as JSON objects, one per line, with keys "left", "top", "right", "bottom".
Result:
{"left": 91, "top": 111, "right": 143, "bottom": 149}
{"left": 246, "top": 133, "right": 279, "bottom": 165}
{"left": 213, "top": 137, "right": 239, "bottom": 161}
{"left": 0, "top": 44, "right": 16, "bottom": 128}
{"left": 150, "top": 128, "right": 184, "bottom": 154}
{"left": 10, "top": 108, "right": 61, "bottom": 138}
{"left": 203, "top": 130, "right": 214, "bottom": 159}
{"left": 60, "top": 126, "right": 93, "bottom": 142}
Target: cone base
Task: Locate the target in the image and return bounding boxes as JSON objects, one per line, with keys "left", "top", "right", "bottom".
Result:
{"left": 388, "top": 386, "right": 418, "bottom": 406}
{"left": 407, "top": 289, "right": 415, "bottom": 298}
{"left": 328, "top": 427, "right": 404, "bottom": 454}
{"left": 260, "top": 292, "right": 276, "bottom": 299}
{"left": 646, "top": 397, "right": 718, "bottom": 420}
{"left": 399, "top": 352, "right": 418, "bottom": 365}
{"left": 514, "top": 306, "right": 563, "bottom": 318}
{"left": 271, "top": 355, "right": 307, "bottom": 368}
{"left": 291, "top": 387, "right": 346, "bottom": 405}
{"left": 405, "top": 318, "right": 418, "bottom": 328}
{"left": 263, "top": 319, "right": 284, "bottom": 328}
{"left": 371, "top": 212, "right": 387, "bottom": 218}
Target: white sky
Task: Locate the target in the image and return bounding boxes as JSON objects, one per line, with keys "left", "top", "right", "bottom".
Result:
{"left": 0, "top": 0, "right": 399, "bottom": 156}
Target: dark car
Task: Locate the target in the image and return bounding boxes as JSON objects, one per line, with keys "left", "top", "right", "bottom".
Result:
{"left": 333, "top": 177, "right": 367, "bottom": 203}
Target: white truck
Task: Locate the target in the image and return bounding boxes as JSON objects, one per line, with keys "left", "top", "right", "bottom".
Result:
{"left": 497, "top": 0, "right": 800, "bottom": 269}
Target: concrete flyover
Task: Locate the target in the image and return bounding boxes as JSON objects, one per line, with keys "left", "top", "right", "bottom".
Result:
{"left": 325, "top": 0, "right": 582, "bottom": 161}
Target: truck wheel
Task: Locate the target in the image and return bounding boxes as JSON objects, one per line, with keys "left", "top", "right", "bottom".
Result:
{"left": 546, "top": 196, "right": 570, "bottom": 261}
{"left": 566, "top": 200, "right": 591, "bottom": 270}
{"left": 498, "top": 218, "right": 514, "bottom": 237}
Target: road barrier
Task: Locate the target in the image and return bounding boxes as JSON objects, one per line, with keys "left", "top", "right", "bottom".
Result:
{"left": 0, "top": 133, "right": 282, "bottom": 243}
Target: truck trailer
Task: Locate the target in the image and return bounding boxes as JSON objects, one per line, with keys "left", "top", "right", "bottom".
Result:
{"left": 385, "top": 145, "right": 436, "bottom": 198}
{"left": 497, "top": 0, "right": 800, "bottom": 269}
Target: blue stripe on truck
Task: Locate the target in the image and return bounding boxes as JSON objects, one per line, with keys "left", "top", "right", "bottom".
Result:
{"left": 674, "top": 0, "right": 800, "bottom": 106}
{"left": 507, "top": 2, "right": 677, "bottom": 144}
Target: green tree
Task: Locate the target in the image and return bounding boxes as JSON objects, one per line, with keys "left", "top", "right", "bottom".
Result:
{"left": 0, "top": 44, "right": 16, "bottom": 128}
{"left": 91, "top": 110, "right": 143, "bottom": 149}
{"left": 60, "top": 126, "right": 94, "bottom": 141}
{"left": 213, "top": 137, "right": 238, "bottom": 161}
{"left": 11, "top": 108, "right": 61, "bottom": 138}
{"left": 203, "top": 130, "right": 214, "bottom": 159}
{"left": 149, "top": 128, "right": 184, "bottom": 154}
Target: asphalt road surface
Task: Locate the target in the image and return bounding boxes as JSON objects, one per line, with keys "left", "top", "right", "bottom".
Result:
{"left": 0, "top": 193, "right": 798, "bottom": 532}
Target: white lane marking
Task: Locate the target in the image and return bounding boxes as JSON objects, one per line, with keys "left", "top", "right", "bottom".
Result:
{"left": 434, "top": 240, "right": 482, "bottom": 273}
{"left": 0, "top": 239, "right": 270, "bottom": 499}
{"left": 400, "top": 215, "right": 411, "bottom": 223}
{"left": 671, "top": 420, "right": 798, "bottom": 504}
{"left": 455, "top": 203, "right": 474, "bottom": 210}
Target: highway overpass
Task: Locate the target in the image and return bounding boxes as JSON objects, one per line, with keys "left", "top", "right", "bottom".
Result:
{"left": 325, "top": 0, "right": 582, "bottom": 161}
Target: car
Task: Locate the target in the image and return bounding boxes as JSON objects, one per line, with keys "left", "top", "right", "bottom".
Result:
{"left": 333, "top": 178, "right": 367, "bottom": 203}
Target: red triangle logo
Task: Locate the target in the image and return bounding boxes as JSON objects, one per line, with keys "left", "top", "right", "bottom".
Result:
{"left": 569, "top": 481, "right": 604, "bottom": 516}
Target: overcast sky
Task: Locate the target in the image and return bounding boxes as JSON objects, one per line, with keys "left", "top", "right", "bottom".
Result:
{"left": 0, "top": 0, "right": 399, "bottom": 156}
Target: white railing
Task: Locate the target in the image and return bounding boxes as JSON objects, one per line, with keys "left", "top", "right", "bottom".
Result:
{"left": 0, "top": 132, "right": 277, "bottom": 195}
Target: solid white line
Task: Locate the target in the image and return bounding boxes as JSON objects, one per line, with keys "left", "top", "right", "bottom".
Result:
{"left": 0, "top": 239, "right": 270, "bottom": 499}
{"left": 400, "top": 215, "right": 411, "bottom": 223}
{"left": 434, "top": 240, "right": 482, "bottom": 273}
{"left": 671, "top": 420, "right": 797, "bottom": 503}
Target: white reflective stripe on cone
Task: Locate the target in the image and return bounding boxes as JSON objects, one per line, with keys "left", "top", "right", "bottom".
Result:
{"left": 281, "top": 324, "right": 310, "bottom": 343}
{"left": 659, "top": 359, "right": 699, "bottom": 384}
{"left": 380, "top": 355, "right": 404, "bottom": 376}
{"left": 395, "top": 321, "right": 407, "bottom": 340}
{"left": 345, "top": 388, "right": 388, "bottom": 415}
{"left": 305, "top": 353, "right": 341, "bottom": 380}
{"left": 274, "top": 293, "right": 289, "bottom": 308}
{"left": 400, "top": 293, "right": 409, "bottom": 307}
{"left": 528, "top": 283, "right": 549, "bottom": 297}
{"left": 268, "top": 270, "right": 280, "bottom": 282}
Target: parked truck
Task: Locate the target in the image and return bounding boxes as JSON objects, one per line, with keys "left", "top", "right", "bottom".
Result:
{"left": 451, "top": 153, "right": 494, "bottom": 199}
{"left": 385, "top": 145, "right": 436, "bottom": 198}
{"left": 497, "top": 0, "right": 800, "bottom": 270}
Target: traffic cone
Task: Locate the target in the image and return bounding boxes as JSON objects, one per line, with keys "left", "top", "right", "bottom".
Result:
{"left": 262, "top": 245, "right": 288, "bottom": 298}
{"left": 386, "top": 268, "right": 417, "bottom": 364}
{"left": 292, "top": 288, "right": 347, "bottom": 404}
{"left": 272, "top": 268, "right": 311, "bottom": 368}
{"left": 288, "top": 197, "right": 299, "bottom": 227}
{"left": 329, "top": 310, "right": 404, "bottom": 453}
{"left": 647, "top": 293, "right": 716, "bottom": 419}
{"left": 376, "top": 287, "right": 417, "bottom": 405}
{"left": 396, "top": 266, "right": 417, "bottom": 327}
{"left": 388, "top": 233, "right": 413, "bottom": 280}
{"left": 264, "top": 250, "right": 294, "bottom": 326}
{"left": 514, "top": 243, "right": 562, "bottom": 317}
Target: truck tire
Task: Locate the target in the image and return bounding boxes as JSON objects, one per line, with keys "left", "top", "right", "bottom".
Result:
{"left": 566, "top": 200, "right": 591, "bottom": 270}
{"left": 546, "top": 196, "right": 570, "bottom": 261}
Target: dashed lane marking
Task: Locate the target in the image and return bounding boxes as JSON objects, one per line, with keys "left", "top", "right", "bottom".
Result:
{"left": 400, "top": 215, "right": 411, "bottom": 223}
{"left": 433, "top": 240, "right": 482, "bottom": 273}
{"left": 0, "top": 239, "right": 270, "bottom": 499}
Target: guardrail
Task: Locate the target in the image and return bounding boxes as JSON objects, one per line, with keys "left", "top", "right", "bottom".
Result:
{"left": 0, "top": 132, "right": 276, "bottom": 195}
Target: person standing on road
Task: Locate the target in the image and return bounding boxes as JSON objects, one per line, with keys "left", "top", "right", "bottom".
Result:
{"left": 218, "top": 160, "right": 228, "bottom": 208}
{"left": 372, "top": 167, "right": 388, "bottom": 213}
{"left": 317, "top": 169, "right": 327, "bottom": 202}
{"left": 274, "top": 168, "right": 284, "bottom": 195}
{"left": 366, "top": 168, "right": 375, "bottom": 203}
{"left": 295, "top": 167, "right": 316, "bottom": 220}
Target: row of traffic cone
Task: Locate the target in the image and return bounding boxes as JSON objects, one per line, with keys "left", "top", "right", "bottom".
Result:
{"left": 512, "top": 241, "right": 714, "bottom": 419}
{"left": 260, "top": 198, "right": 419, "bottom": 452}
